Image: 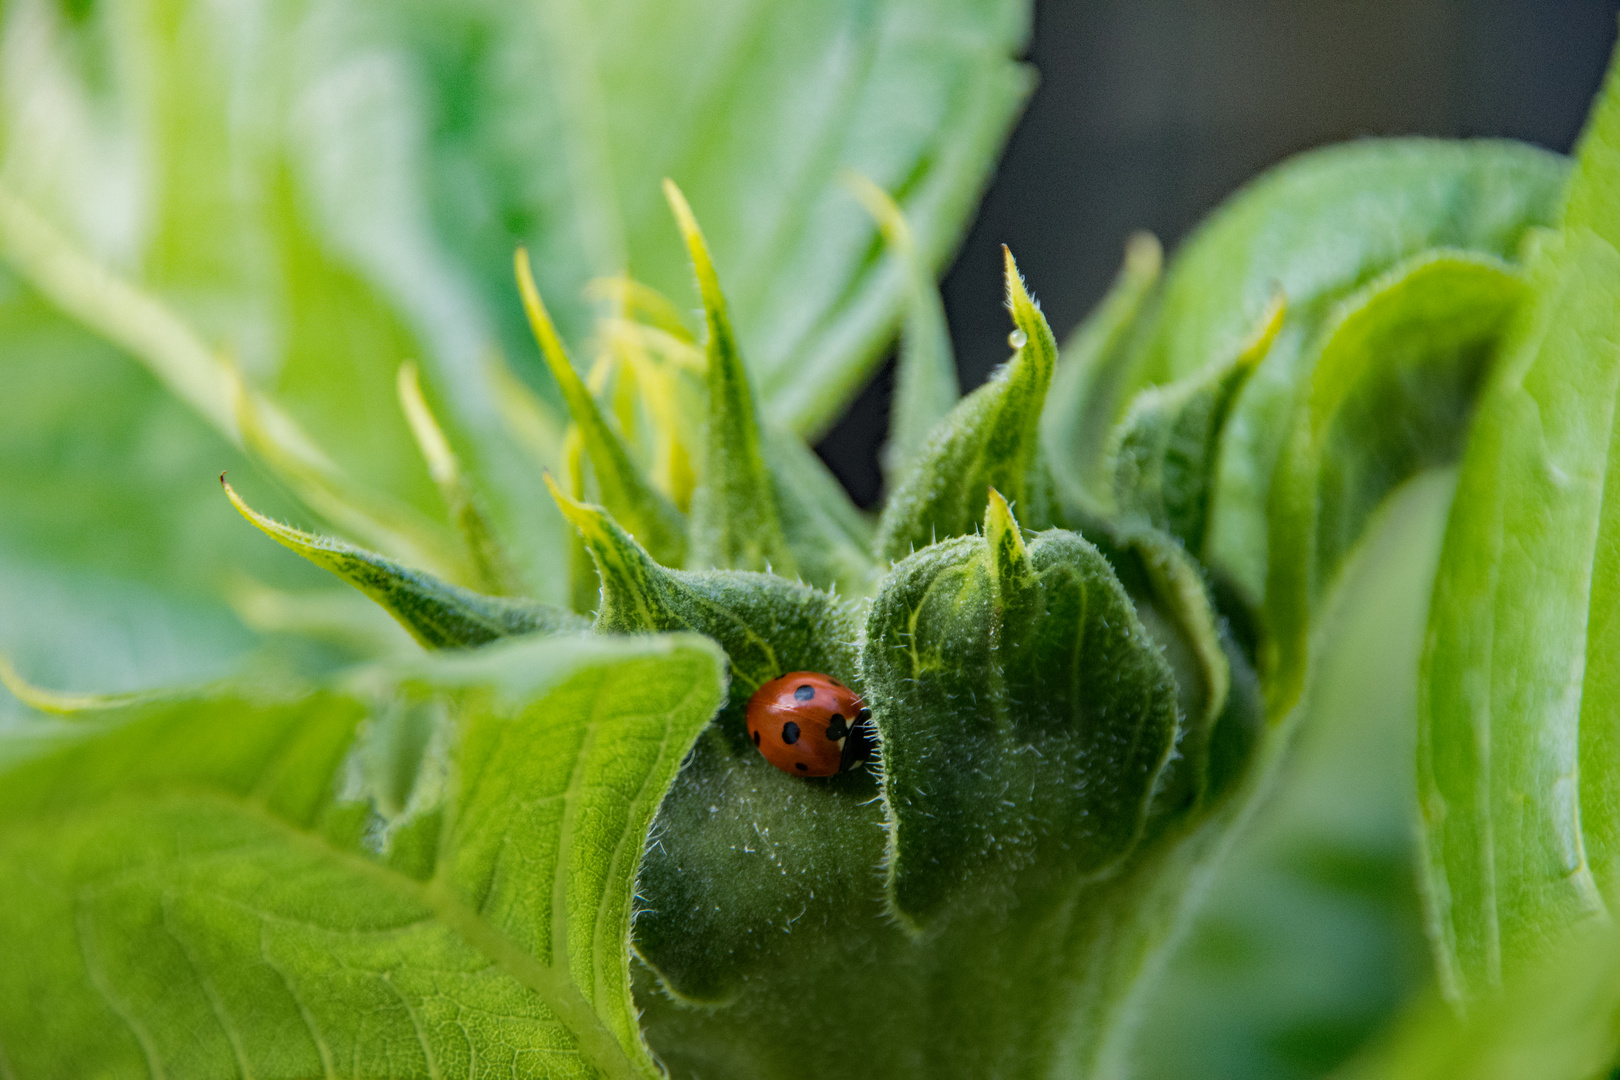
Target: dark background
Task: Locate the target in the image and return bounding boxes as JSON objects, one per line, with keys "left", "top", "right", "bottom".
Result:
{"left": 817, "top": 0, "right": 1620, "bottom": 507}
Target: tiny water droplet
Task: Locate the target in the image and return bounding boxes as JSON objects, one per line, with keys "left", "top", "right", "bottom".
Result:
{"left": 1008, "top": 329, "right": 1028, "bottom": 349}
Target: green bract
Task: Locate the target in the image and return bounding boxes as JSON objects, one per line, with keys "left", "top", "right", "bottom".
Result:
{"left": 4, "top": 5, "right": 1620, "bottom": 1077}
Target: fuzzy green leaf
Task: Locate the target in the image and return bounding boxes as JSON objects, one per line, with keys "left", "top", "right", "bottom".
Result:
{"left": 1112, "top": 293, "right": 1283, "bottom": 553}
{"left": 227, "top": 480, "right": 584, "bottom": 649}
{"left": 0, "top": 632, "right": 727, "bottom": 1079}
{"left": 1087, "top": 521, "right": 1253, "bottom": 816}
{"left": 667, "top": 182, "right": 797, "bottom": 577}
{"left": 546, "top": 479, "right": 878, "bottom": 1004}
{"left": 875, "top": 249, "right": 1060, "bottom": 562}
{"left": 1043, "top": 232, "right": 1164, "bottom": 511}
{"left": 517, "top": 249, "right": 688, "bottom": 570}
{"left": 865, "top": 491, "right": 1179, "bottom": 927}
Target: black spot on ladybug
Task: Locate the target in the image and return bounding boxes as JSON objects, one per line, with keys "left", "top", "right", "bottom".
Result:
{"left": 795, "top": 762, "right": 808, "bottom": 771}
{"left": 794, "top": 684, "right": 816, "bottom": 702}
{"left": 752, "top": 730, "right": 761, "bottom": 746}
{"left": 824, "top": 713, "right": 848, "bottom": 740}
{"left": 781, "top": 721, "right": 801, "bottom": 745}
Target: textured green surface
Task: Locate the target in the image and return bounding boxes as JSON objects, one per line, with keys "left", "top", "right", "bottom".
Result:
{"left": 875, "top": 250, "right": 1059, "bottom": 562}
{"left": 866, "top": 492, "right": 1178, "bottom": 926}
{"left": 0, "top": 633, "right": 727, "bottom": 1079}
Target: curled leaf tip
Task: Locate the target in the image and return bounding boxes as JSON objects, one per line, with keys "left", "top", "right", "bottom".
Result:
{"left": 1123, "top": 231, "right": 1164, "bottom": 276}
{"left": 543, "top": 471, "right": 605, "bottom": 540}
{"left": 0, "top": 655, "right": 154, "bottom": 714}
{"left": 984, "top": 486, "right": 1030, "bottom": 579}
{"left": 1240, "top": 288, "right": 1288, "bottom": 368}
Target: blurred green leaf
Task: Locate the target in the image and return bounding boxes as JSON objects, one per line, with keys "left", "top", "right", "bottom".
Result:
{"left": 875, "top": 249, "right": 1058, "bottom": 562}
{"left": 1112, "top": 292, "right": 1282, "bottom": 553}
{"left": 0, "top": 632, "right": 727, "bottom": 1079}
{"left": 1266, "top": 253, "right": 1524, "bottom": 718}
{"left": 1333, "top": 923, "right": 1620, "bottom": 1080}
{"left": 309, "top": 0, "right": 1032, "bottom": 437}
{"left": 1418, "top": 58, "right": 1620, "bottom": 1004}
{"left": 1043, "top": 232, "right": 1163, "bottom": 511}
{"left": 761, "top": 428, "right": 876, "bottom": 596}
{"left": 1133, "top": 471, "right": 1452, "bottom": 1080}
{"left": 846, "top": 173, "right": 960, "bottom": 486}
{"left": 397, "top": 360, "right": 524, "bottom": 594}
{"left": 1121, "top": 140, "right": 1566, "bottom": 607}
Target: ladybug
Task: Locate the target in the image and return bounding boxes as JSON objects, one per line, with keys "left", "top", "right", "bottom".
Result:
{"left": 746, "top": 672, "right": 873, "bottom": 777}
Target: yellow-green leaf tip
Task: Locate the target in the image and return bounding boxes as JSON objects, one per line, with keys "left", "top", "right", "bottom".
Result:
{"left": 396, "top": 361, "right": 458, "bottom": 487}
{"left": 0, "top": 655, "right": 148, "bottom": 714}
{"left": 1238, "top": 288, "right": 1288, "bottom": 370}
{"left": 543, "top": 472, "right": 612, "bottom": 546}
{"left": 222, "top": 474, "right": 343, "bottom": 571}
{"left": 984, "top": 486, "right": 1029, "bottom": 570}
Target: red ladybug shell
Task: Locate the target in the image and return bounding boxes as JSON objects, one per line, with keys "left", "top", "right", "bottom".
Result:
{"left": 746, "top": 672, "right": 872, "bottom": 777}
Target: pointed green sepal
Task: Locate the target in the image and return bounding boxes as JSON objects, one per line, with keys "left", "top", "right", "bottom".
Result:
{"left": 1110, "top": 292, "right": 1284, "bottom": 553}
{"left": 663, "top": 179, "right": 796, "bottom": 575}
{"left": 396, "top": 361, "right": 523, "bottom": 595}
{"left": 516, "top": 248, "right": 688, "bottom": 568}
{"left": 225, "top": 478, "right": 585, "bottom": 649}
{"left": 984, "top": 486, "right": 1033, "bottom": 601}
{"left": 546, "top": 474, "right": 853, "bottom": 684}
{"left": 863, "top": 498, "right": 1180, "bottom": 929}
{"left": 875, "top": 248, "right": 1059, "bottom": 564}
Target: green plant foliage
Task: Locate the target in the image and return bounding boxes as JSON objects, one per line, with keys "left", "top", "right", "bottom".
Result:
{"left": 1123, "top": 140, "right": 1567, "bottom": 609}
{"left": 1043, "top": 231, "right": 1164, "bottom": 512}
{"left": 516, "top": 249, "right": 688, "bottom": 571}
{"left": 1419, "top": 58, "right": 1620, "bottom": 1005}
{"left": 7, "top": 6, "right": 1620, "bottom": 1077}
{"left": 846, "top": 173, "right": 962, "bottom": 486}
{"left": 1133, "top": 470, "right": 1452, "bottom": 1080}
{"left": 1266, "top": 253, "right": 1526, "bottom": 715}
{"left": 0, "top": 633, "right": 727, "bottom": 1080}
{"left": 1112, "top": 292, "right": 1283, "bottom": 553}
{"left": 875, "top": 249, "right": 1060, "bottom": 562}
{"left": 0, "top": 0, "right": 1029, "bottom": 672}
{"left": 667, "top": 181, "right": 798, "bottom": 577}
{"left": 225, "top": 479, "right": 585, "bottom": 649}
{"left": 866, "top": 489, "right": 1179, "bottom": 924}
